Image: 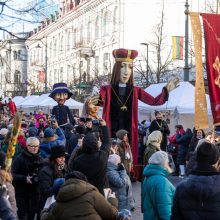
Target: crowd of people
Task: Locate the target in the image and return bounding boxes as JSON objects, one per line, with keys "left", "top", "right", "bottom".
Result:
{"left": 0, "top": 107, "right": 220, "bottom": 220}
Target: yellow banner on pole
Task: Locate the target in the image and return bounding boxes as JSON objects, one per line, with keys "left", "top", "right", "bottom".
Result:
{"left": 190, "top": 12, "right": 209, "bottom": 129}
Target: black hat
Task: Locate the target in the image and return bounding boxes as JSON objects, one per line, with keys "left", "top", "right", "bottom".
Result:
{"left": 75, "top": 125, "right": 86, "bottom": 134}
{"left": 50, "top": 146, "right": 67, "bottom": 159}
{"left": 82, "top": 133, "right": 98, "bottom": 153}
{"left": 79, "top": 117, "right": 86, "bottom": 123}
{"left": 85, "top": 118, "right": 92, "bottom": 123}
{"left": 0, "top": 151, "right": 6, "bottom": 169}
{"left": 49, "top": 83, "right": 73, "bottom": 100}
{"left": 196, "top": 142, "right": 220, "bottom": 165}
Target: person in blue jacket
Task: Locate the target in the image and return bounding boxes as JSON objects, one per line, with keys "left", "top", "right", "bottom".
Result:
{"left": 142, "top": 151, "right": 175, "bottom": 220}
{"left": 106, "top": 153, "right": 135, "bottom": 211}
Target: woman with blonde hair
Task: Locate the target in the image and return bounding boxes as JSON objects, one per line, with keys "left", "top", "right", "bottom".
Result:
{"left": 143, "top": 130, "right": 162, "bottom": 165}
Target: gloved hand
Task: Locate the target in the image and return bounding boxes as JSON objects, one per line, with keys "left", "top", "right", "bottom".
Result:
{"left": 116, "top": 209, "right": 132, "bottom": 220}
{"left": 118, "top": 163, "right": 125, "bottom": 171}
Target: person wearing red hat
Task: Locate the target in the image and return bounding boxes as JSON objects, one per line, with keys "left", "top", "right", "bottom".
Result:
{"left": 91, "top": 48, "right": 178, "bottom": 178}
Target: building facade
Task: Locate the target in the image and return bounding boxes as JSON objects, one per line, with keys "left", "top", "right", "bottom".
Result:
{"left": 0, "top": 32, "right": 28, "bottom": 97}
{"left": 26, "top": 0, "right": 215, "bottom": 96}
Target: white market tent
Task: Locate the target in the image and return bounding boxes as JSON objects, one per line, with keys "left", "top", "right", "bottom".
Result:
{"left": 12, "top": 96, "right": 25, "bottom": 105}
{"left": 17, "top": 95, "right": 40, "bottom": 108}
{"left": 138, "top": 82, "right": 213, "bottom": 132}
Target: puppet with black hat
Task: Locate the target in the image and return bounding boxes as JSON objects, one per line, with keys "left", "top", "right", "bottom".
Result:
{"left": 50, "top": 83, "right": 75, "bottom": 128}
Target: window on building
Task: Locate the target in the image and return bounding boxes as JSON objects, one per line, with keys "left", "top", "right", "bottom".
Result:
{"left": 87, "top": 59, "right": 90, "bottom": 81}
{"left": 95, "top": 16, "right": 99, "bottom": 39}
{"left": 60, "top": 36, "right": 64, "bottom": 54}
{"left": 60, "top": 67, "right": 64, "bottom": 81}
{"left": 13, "top": 51, "right": 17, "bottom": 60}
{"left": 113, "top": 7, "right": 118, "bottom": 31}
{"left": 95, "top": 56, "right": 99, "bottom": 77}
{"left": 14, "top": 70, "right": 21, "bottom": 84}
{"left": 103, "top": 11, "right": 112, "bottom": 36}
{"left": 80, "top": 24, "right": 83, "bottom": 45}
{"left": 67, "top": 32, "right": 71, "bottom": 51}
{"left": 49, "top": 41, "right": 52, "bottom": 58}
{"left": 103, "top": 53, "right": 110, "bottom": 74}
{"left": 17, "top": 50, "right": 22, "bottom": 60}
{"left": 75, "top": 0, "right": 80, "bottom": 7}
{"left": 73, "top": 28, "right": 76, "bottom": 47}
{"left": 87, "top": 21, "right": 91, "bottom": 44}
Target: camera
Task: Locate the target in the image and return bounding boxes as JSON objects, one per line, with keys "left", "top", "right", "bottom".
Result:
{"left": 51, "top": 115, "right": 57, "bottom": 123}
{"left": 92, "top": 119, "right": 100, "bottom": 126}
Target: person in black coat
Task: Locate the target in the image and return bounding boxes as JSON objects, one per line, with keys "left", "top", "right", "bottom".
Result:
{"left": 38, "top": 145, "right": 67, "bottom": 213}
{"left": 171, "top": 141, "right": 220, "bottom": 220}
{"left": 12, "top": 137, "right": 43, "bottom": 220}
{"left": 68, "top": 119, "right": 110, "bottom": 195}
{"left": 176, "top": 128, "right": 193, "bottom": 177}
{"left": 149, "top": 111, "right": 170, "bottom": 151}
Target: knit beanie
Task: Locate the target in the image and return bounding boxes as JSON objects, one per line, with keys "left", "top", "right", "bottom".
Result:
{"left": 116, "top": 129, "right": 128, "bottom": 140}
{"left": 148, "top": 151, "right": 169, "bottom": 166}
{"left": 196, "top": 142, "right": 220, "bottom": 165}
{"left": 0, "top": 151, "right": 6, "bottom": 169}
{"left": 0, "top": 128, "right": 8, "bottom": 136}
{"left": 28, "top": 127, "right": 38, "bottom": 137}
{"left": 147, "top": 130, "right": 162, "bottom": 146}
{"left": 44, "top": 128, "right": 55, "bottom": 138}
{"left": 108, "top": 154, "right": 121, "bottom": 166}
{"left": 82, "top": 133, "right": 98, "bottom": 153}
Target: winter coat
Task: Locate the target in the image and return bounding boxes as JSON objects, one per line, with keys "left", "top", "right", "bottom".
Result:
{"left": 143, "top": 143, "right": 160, "bottom": 165}
{"left": 106, "top": 162, "right": 134, "bottom": 211}
{"left": 0, "top": 193, "right": 16, "bottom": 220}
{"left": 41, "top": 178, "right": 118, "bottom": 220}
{"left": 69, "top": 126, "right": 110, "bottom": 194}
{"left": 40, "top": 128, "right": 66, "bottom": 158}
{"left": 186, "top": 152, "right": 197, "bottom": 175}
{"left": 142, "top": 164, "right": 175, "bottom": 220}
{"left": 38, "top": 162, "right": 67, "bottom": 212}
{"left": 149, "top": 119, "right": 170, "bottom": 151}
{"left": 118, "top": 141, "right": 133, "bottom": 173}
{"left": 11, "top": 149, "right": 43, "bottom": 216}
{"left": 7, "top": 101, "right": 17, "bottom": 116}
{"left": 176, "top": 130, "right": 193, "bottom": 165}
{"left": 171, "top": 164, "right": 220, "bottom": 220}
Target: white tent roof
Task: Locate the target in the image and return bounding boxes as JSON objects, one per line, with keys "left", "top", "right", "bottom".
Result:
{"left": 17, "top": 95, "right": 39, "bottom": 108}
{"left": 38, "top": 96, "right": 83, "bottom": 109}
{"left": 138, "top": 81, "right": 212, "bottom": 114}
{"left": 12, "top": 96, "right": 25, "bottom": 105}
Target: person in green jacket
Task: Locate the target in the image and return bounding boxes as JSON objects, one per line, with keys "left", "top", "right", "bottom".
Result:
{"left": 142, "top": 151, "right": 175, "bottom": 220}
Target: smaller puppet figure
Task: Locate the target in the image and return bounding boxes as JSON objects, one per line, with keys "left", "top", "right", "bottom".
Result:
{"left": 82, "top": 97, "right": 100, "bottom": 119}
{"left": 50, "top": 83, "right": 75, "bottom": 128}
{"left": 7, "top": 98, "right": 17, "bottom": 117}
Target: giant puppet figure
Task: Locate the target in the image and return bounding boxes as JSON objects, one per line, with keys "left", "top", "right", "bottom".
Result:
{"left": 50, "top": 83, "right": 75, "bottom": 128}
{"left": 91, "top": 48, "right": 178, "bottom": 171}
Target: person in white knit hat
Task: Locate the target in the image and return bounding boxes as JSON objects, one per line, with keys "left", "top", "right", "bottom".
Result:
{"left": 142, "top": 151, "right": 175, "bottom": 220}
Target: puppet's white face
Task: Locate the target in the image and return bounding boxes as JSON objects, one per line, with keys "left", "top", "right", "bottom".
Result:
{"left": 119, "top": 62, "right": 133, "bottom": 84}
{"left": 54, "top": 93, "right": 68, "bottom": 105}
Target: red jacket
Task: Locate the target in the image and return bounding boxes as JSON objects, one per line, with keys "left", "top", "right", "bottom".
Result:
{"left": 8, "top": 101, "right": 17, "bottom": 116}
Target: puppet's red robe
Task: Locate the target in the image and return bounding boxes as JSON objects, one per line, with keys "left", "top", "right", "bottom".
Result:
{"left": 100, "top": 85, "right": 168, "bottom": 166}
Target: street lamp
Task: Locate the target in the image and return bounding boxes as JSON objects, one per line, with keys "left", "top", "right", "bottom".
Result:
{"left": 184, "top": 0, "right": 190, "bottom": 81}
{"left": 140, "top": 42, "right": 149, "bottom": 86}
{"left": 35, "top": 37, "right": 48, "bottom": 92}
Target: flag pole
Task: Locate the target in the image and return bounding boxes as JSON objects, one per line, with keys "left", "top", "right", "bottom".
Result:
{"left": 217, "top": 0, "right": 219, "bottom": 14}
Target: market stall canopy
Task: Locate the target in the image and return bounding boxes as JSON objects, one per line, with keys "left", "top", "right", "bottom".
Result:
{"left": 138, "top": 81, "right": 212, "bottom": 115}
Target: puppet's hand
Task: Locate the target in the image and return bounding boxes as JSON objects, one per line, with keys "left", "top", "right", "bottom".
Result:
{"left": 166, "top": 78, "right": 180, "bottom": 92}
{"left": 89, "top": 95, "right": 100, "bottom": 106}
